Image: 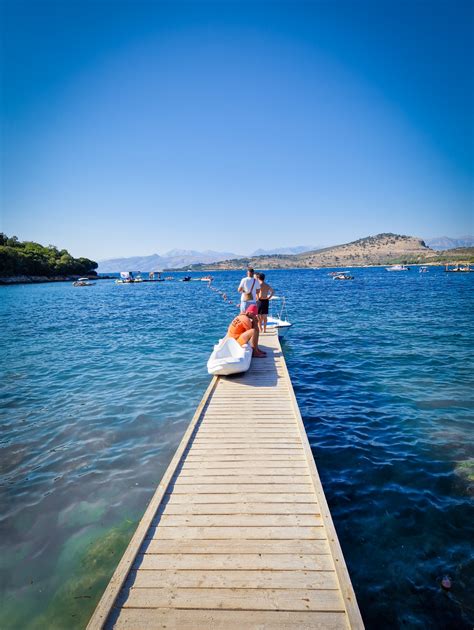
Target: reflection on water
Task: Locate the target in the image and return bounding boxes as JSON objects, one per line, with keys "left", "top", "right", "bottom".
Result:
{"left": 1, "top": 268, "right": 473, "bottom": 628}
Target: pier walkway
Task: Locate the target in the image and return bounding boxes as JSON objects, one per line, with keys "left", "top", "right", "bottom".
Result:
{"left": 88, "top": 331, "right": 363, "bottom": 629}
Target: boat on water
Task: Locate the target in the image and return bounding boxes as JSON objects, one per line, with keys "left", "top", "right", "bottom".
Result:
{"left": 115, "top": 271, "right": 136, "bottom": 284}
{"left": 200, "top": 276, "right": 213, "bottom": 282}
{"left": 386, "top": 264, "right": 410, "bottom": 271}
{"left": 445, "top": 263, "right": 472, "bottom": 272}
{"left": 182, "top": 276, "right": 192, "bottom": 282}
{"left": 73, "top": 277, "right": 95, "bottom": 287}
{"left": 419, "top": 266, "right": 429, "bottom": 273}
{"left": 207, "top": 337, "right": 252, "bottom": 376}
{"left": 266, "top": 297, "right": 292, "bottom": 338}
{"left": 333, "top": 271, "right": 354, "bottom": 280}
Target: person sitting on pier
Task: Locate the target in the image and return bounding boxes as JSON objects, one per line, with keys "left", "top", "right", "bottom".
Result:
{"left": 227, "top": 304, "right": 266, "bottom": 358}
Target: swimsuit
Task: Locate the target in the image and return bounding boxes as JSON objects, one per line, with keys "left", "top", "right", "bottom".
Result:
{"left": 257, "top": 298, "right": 269, "bottom": 315}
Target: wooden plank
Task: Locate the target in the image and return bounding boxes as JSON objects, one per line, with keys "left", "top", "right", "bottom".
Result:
{"left": 196, "top": 429, "right": 299, "bottom": 435}
{"left": 142, "top": 539, "right": 331, "bottom": 555}
{"left": 134, "top": 553, "right": 334, "bottom": 571}
{"left": 119, "top": 586, "right": 345, "bottom": 612}
{"left": 186, "top": 460, "right": 306, "bottom": 466}
{"left": 179, "top": 467, "right": 310, "bottom": 475}
{"left": 156, "top": 502, "right": 319, "bottom": 515}
{"left": 111, "top": 609, "right": 349, "bottom": 630}
{"left": 192, "top": 439, "right": 302, "bottom": 445}
{"left": 173, "top": 475, "right": 311, "bottom": 485}
{"left": 187, "top": 448, "right": 305, "bottom": 454}
{"left": 166, "top": 484, "right": 315, "bottom": 494}
{"left": 153, "top": 514, "right": 321, "bottom": 527}
{"left": 163, "top": 492, "right": 318, "bottom": 504}
{"left": 145, "top": 526, "right": 325, "bottom": 540}
{"left": 127, "top": 569, "right": 339, "bottom": 590}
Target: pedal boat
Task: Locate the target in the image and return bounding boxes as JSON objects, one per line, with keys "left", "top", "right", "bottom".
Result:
{"left": 207, "top": 337, "right": 252, "bottom": 376}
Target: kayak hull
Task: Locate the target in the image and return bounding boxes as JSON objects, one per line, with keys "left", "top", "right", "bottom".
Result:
{"left": 207, "top": 337, "right": 252, "bottom": 376}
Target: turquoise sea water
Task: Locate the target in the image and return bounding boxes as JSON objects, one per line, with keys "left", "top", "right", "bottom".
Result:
{"left": 1, "top": 268, "right": 473, "bottom": 628}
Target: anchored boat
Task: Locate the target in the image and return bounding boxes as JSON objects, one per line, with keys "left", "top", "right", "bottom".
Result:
{"left": 73, "top": 277, "right": 95, "bottom": 287}
{"left": 386, "top": 264, "right": 410, "bottom": 271}
{"left": 333, "top": 271, "right": 354, "bottom": 280}
{"left": 266, "top": 296, "right": 292, "bottom": 337}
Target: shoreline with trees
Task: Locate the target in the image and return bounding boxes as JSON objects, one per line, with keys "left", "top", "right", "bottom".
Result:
{"left": 0, "top": 234, "right": 99, "bottom": 285}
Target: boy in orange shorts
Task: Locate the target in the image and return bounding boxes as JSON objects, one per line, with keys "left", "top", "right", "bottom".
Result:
{"left": 227, "top": 304, "right": 266, "bottom": 357}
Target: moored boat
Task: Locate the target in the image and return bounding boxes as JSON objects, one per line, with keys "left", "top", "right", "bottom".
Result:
{"left": 386, "top": 264, "right": 410, "bottom": 271}
{"left": 445, "top": 263, "right": 472, "bottom": 272}
{"left": 266, "top": 297, "right": 292, "bottom": 338}
{"left": 73, "top": 277, "right": 95, "bottom": 287}
{"left": 333, "top": 271, "right": 354, "bottom": 280}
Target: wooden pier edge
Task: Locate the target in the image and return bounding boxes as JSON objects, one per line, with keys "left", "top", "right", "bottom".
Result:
{"left": 86, "top": 376, "right": 219, "bottom": 630}
{"left": 278, "top": 344, "right": 364, "bottom": 629}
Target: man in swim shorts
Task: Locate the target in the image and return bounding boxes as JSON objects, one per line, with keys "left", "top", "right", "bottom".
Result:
{"left": 237, "top": 267, "right": 258, "bottom": 313}
{"left": 256, "top": 272, "right": 274, "bottom": 332}
{"left": 227, "top": 304, "right": 266, "bottom": 357}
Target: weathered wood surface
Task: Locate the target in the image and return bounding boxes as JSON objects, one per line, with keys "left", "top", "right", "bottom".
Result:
{"left": 88, "top": 331, "right": 363, "bottom": 629}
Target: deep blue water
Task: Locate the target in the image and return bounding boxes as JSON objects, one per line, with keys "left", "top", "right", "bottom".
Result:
{"left": 1, "top": 268, "right": 473, "bottom": 629}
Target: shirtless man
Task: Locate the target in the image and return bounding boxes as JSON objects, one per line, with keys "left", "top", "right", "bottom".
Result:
{"left": 227, "top": 304, "right": 266, "bottom": 357}
{"left": 256, "top": 273, "right": 274, "bottom": 332}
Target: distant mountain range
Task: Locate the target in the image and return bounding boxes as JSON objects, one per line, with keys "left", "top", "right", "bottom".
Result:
{"left": 97, "top": 236, "right": 473, "bottom": 272}
{"left": 97, "top": 249, "right": 241, "bottom": 272}
{"left": 424, "top": 236, "right": 474, "bottom": 251}
{"left": 97, "top": 246, "right": 318, "bottom": 272}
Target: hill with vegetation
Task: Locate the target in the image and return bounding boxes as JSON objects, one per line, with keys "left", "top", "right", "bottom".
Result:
{"left": 172, "top": 233, "right": 474, "bottom": 270}
{"left": 0, "top": 234, "right": 98, "bottom": 278}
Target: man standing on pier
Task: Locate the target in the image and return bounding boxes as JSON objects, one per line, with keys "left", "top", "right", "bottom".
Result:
{"left": 237, "top": 267, "right": 258, "bottom": 313}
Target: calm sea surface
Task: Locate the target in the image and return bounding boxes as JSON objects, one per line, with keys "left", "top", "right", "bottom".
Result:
{"left": 1, "top": 268, "right": 473, "bottom": 629}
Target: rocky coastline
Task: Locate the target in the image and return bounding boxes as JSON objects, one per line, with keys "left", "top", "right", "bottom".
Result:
{"left": 0, "top": 275, "right": 114, "bottom": 286}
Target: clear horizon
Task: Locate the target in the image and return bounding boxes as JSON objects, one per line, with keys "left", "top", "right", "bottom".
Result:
{"left": 1, "top": 1, "right": 473, "bottom": 260}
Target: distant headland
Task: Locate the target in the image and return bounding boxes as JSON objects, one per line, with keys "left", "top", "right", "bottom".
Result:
{"left": 0, "top": 234, "right": 98, "bottom": 284}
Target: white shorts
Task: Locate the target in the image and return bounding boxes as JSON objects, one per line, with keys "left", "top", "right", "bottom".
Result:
{"left": 240, "top": 299, "right": 256, "bottom": 313}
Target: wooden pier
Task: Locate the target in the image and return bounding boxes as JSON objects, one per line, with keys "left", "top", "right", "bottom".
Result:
{"left": 88, "top": 331, "right": 363, "bottom": 629}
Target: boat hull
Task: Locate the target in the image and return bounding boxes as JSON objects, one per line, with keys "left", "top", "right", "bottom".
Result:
{"left": 266, "top": 317, "right": 292, "bottom": 338}
{"left": 207, "top": 337, "right": 253, "bottom": 376}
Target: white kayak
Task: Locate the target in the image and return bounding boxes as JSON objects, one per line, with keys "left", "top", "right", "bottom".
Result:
{"left": 207, "top": 337, "right": 252, "bottom": 376}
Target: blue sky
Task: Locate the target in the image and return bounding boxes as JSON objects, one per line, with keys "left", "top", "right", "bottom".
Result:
{"left": 1, "top": 0, "right": 473, "bottom": 259}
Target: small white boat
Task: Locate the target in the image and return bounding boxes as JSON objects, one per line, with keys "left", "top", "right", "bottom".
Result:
{"left": 266, "top": 297, "right": 292, "bottom": 338}
{"left": 73, "top": 277, "right": 95, "bottom": 286}
{"left": 386, "top": 264, "right": 410, "bottom": 271}
{"left": 207, "top": 337, "right": 252, "bottom": 376}
{"left": 333, "top": 271, "right": 354, "bottom": 280}
{"left": 419, "top": 266, "right": 429, "bottom": 273}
